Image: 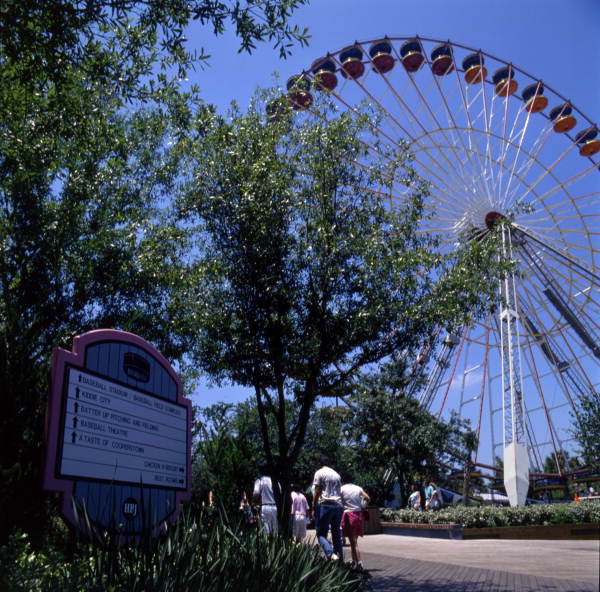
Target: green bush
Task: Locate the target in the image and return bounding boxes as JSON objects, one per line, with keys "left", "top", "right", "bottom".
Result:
{"left": 0, "top": 510, "right": 363, "bottom": 592}
{"left": 380, "top": 500, "right": 600, "bottom": 529}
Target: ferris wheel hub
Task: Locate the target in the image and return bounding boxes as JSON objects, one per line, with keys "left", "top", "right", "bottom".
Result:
{"left": 485, "top": 211, "right": 504, "bottom": 230}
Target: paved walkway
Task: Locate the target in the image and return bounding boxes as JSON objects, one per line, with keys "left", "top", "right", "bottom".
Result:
{"left": 355, "top": 534, "right": 599, "bottom": 591}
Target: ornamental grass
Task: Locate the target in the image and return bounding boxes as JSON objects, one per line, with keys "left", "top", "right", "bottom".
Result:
{"left": 0, "top": 509, "right": 363, "bottom": 592}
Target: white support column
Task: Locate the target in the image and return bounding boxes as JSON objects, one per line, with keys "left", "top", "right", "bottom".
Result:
{"left": 499, "top": 225, "right": 529, "bottom": 506}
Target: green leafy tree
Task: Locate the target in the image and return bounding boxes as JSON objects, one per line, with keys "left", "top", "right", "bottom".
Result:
{"left": 193, "top": 399, "right": 356, "bottom": 508}
{"left": 181, "top": 92, "right": 504, "bottom": 527}
{"left": 1, "top": 0, "right": 309, "bottom": 545}
{"left": 571, "top": 393, "right": 600, "bottom": 469}
{"left": 348, "top": 372, "right": 463, "bottom": 507}
{"left": 192, "top": 403, "right": 259, "bottom": 514}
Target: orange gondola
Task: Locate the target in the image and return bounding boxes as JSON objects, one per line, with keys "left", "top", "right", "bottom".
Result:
{"left": 400, "top": 39, "right": 424, "bottom": 72}
{"left": 549, "top": 104, "right": 577, "bottom": 133}
{"left": 522, "top": 82, "right": 548, "bottom": 113}
{"left": 369, "top": 40, "right": 395, "bottom": 74}
{"left": 462, "top": 53, "right": 487, "bottom": 84}
{"left": 493, "top": 66, "right": 518, "bottom": 96}
{"left": 575, "top": 127, "right": 600, "bottom": 157}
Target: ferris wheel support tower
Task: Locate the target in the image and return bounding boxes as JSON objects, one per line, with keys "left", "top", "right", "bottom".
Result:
{"left": 498, "top": 222, "right": 529, "bottom": 505}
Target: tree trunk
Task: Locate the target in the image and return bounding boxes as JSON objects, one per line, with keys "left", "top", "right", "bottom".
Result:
{"left": 462, "top": 461, "right": 471, "bottom": 505}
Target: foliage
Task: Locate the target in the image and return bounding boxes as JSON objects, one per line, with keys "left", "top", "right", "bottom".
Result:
{"left": 571, "top": 392, "right": 600, "bottom": 468}
{"left": 2, "top": 0, "right": 310, "bottom": 100}
{"left": 380, "top": 501, "right": 600, "bottom": 529}
{"left": 1, "top": 0, "right": 309, "bottom": 546}
{"left": 193, "top": 399, "right": 357, "bottom": 507}
{"left": 192, "top": 402, "right": 261, "bottom": 513}
{"left": 180, "top": 90, "right": 505, "bottom": 526}
{"left": 0, "top": 510, "right": 363, "bottom": 592}
{"left": 0, "top": 45, "right": 200, "bottom": 544}
{"left": 346, "top": 373, "right": 476, "bottom": 507}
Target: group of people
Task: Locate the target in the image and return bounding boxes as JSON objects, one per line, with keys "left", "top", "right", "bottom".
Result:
{"left": 407, "top": 481, "right": 442, "bottom": 510}
{"left": 250, "top": 455, "right": 370, "bottom": 570}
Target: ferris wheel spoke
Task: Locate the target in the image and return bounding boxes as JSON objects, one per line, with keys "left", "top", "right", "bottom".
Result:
{"left": 513, "top": 140, "right": 580, "bottom": 205}
{"left": 499, "top": 102, "right": 539, "bottom": 211}
{"left": 399, "top": 60, "right": 476, "bottom": 190}
{"left": 331, "top": 56, "right": 467, "bottom": 185}
{"left": 427, "top": 62, "right": 484, "bottom": 182}
{"left": 494, "top": 78, "right": 519, "bottom": 207}
{"left": 514, "top": 226, "right": 600, "bottom": 283}
{"left": 517, "top": 249, "right": 600, "bottom": 356}
{"left": 452, "top": 67, "right": 497, "bottom": 202}
{"left": 507, "top": 121, "right": 557, "bottom": 198}
{"left": 513, "top": 160, "right": 600, "bottom": 216}
{"left": 320, "top": 79, "right": 472, "bottom": 203}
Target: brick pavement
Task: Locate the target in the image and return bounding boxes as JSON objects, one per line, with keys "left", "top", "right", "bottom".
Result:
{"left": 352, "top": 534, "right": 599, "bottom": 591}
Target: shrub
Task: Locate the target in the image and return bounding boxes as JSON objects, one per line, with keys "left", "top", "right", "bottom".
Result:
{"left": 0, "top": 510, "right": 363, "bottom": 592}
{"left": 380, "top": 501, "right": 600, "bottom": 529}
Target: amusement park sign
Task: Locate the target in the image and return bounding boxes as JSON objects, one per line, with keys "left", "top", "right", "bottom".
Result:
{"left": 43, "top": 329, "right": 191, "bottom": 535}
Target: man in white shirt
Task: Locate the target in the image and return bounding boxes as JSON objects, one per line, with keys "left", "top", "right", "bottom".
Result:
{"left": 253, "top": 474, "right": 278, "bottom": 534}
{"left": 312, "top": 455, "right": 344, "bottom": 561}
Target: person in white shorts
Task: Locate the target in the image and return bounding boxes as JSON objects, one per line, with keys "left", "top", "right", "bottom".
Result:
{"left": 253, "top": 474, "right": 278, "bottom": 534}
{"left": 290, "top": 483, "right": 309, "bottom": 543}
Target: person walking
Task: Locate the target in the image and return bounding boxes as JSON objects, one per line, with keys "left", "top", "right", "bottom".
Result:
{"left": 253, "top": 474, "right": 278, "bottom": 534}
{"left": 425, "top": 480, "right": 441, "bottom": 510}
{"left": 312, "top": 455, "right": 344, "bottom": 561}
{"left": 341, "top": 482, "right": 370, "bottom": 570}
{"left": 290, "top": 484, "right": 309, "bottom": 543}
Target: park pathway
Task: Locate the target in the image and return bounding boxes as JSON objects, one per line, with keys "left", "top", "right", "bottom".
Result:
{"left": 357, "top": 534, "right": 599, "bottom": 591}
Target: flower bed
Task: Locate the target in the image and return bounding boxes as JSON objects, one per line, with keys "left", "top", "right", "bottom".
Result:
{"left": 380, "top": 500, "right": 600, "bottom": 529}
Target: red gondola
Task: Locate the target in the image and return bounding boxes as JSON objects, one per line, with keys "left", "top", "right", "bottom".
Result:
{"left": 400, "top": 39, "right": 424, "bottom": 72}
{"left": 286, "top": 75, "right": 313, "bottom": 110}
{"left": 311, "top": 57, "right": 337, "bottom": 92}
{"left": 339, "top": 46, "right": 365, "bottom": 80}
{"left": 431, "top": 44, "right": 454, "bottom": 76}
{"left": 369, "top": 41, "right": 394, "bottom": 74}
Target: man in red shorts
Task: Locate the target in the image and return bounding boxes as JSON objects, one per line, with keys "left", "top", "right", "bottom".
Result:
{"left": 340, "top": 482, "right": 370, "bottom": 570}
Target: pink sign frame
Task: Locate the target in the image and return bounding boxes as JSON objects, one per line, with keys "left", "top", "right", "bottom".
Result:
{"left": 43, "top": 329, "right": 192, "bottom": 530}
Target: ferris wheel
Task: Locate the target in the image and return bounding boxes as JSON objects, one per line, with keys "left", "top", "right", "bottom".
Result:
{"left": 281, "top": 36, "right": 599, "bottom": 504}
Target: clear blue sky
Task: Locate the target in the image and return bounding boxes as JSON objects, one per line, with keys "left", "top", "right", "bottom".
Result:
{"left": 188, "top": 0, "right": 600, "bottom": 418}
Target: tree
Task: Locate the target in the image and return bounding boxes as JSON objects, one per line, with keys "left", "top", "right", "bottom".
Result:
{"left": 571, "top": 393, "right": 600, "bottom": 469}
{"left": 192, "top": 403, "right": 259, "bottom": 514}
{"left": 1, "top": 0, "right": 309, "bottom": 545}
{"left": 347, "top": 370, "right": 465, "bottom": 508}
{"left": 2, "top": 1, "right": 310, "bottom": 96}
{"left": 192, "top": 398, "right": 355, "bottom": 508}
{"left": 181, "top": 92, "right": 504, "bottom": 528}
